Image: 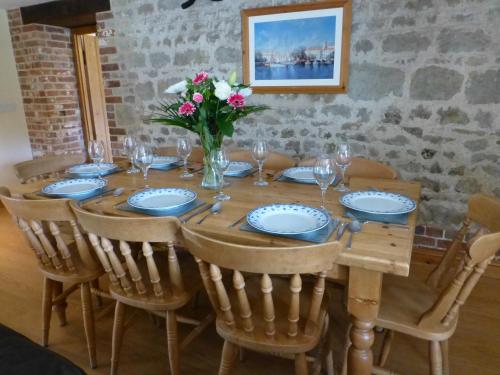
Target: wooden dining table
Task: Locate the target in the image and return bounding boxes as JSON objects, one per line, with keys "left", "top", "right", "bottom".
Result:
{"left": 11, "top": 166, "right": 421, "bottom": 375}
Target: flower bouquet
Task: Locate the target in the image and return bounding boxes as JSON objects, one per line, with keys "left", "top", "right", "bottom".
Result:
{"left": 152, "top": 71, "right": 268, "bottom": 189}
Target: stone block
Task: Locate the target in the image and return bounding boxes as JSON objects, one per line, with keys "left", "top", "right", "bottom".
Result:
{"left": 382, "top": 32, "right": 431, "bottom": 53}
{"left": 438, "top": 28, "right": 491, "bottom": 53}
{"left": 348, "top": 63, "right": 404, "bottom": 100}
{"left": 410, "top": 66, "right": 463, "bottom": 100}
{"left": 173, "top": 49, "right": 209, "bottom": 66}
{"left": 150, "top": 52, "right": 170, "bottom": 69}
{"left": 465, "top": 69, "right": 500, "bottom": 104}
{"left": 437, "top": 107, "right": 469, "bottom": 125}
{"left": 215, "top": 46, "right": 240, "bottom": 64}
{"left": 135, "top": 81, "right": 154, "bottom": 101}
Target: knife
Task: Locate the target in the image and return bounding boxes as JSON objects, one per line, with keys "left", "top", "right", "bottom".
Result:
{"left": 181, "top": 203, "right": 213, "bottom": 224}
{"left": 335, "top": 222, "right": 349, "bottom": 240}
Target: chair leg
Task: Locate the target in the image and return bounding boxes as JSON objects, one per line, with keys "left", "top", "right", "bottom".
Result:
{"left": 111, "top": 302, "right": 126, "bottom": 375}
{"left": 219, "top": 340, "right": 238, "bottom": 375}
{"left": 42, "top": 277, "right": 54, "bottom": 347}
{"left": 429, "top": 341, "right": 443, "bottom": 375}
{"left": 166, "top": 310, "right": 180, "bottom": 375}
{"left": 440, "top": 340, "right": 449, "bottom": 375}
{"left": 52, "top": 281, "right": 67, "bottom": 327}
{"left": 91, "top": 279, "right": 103, "bottom": 308}
{"left": 295, "top": 352, "right": 309, "bottom": 375}
{"left": 81, "top": 282, "right": 97, "bottom": 369}
{"left": 341, "top": 322, "right": 352, "bottom": 375}
{"left": 378, "top": 329, "right": 394, "bottom": 366}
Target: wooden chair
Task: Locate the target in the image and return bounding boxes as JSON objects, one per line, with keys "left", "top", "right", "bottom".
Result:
{"left": 14, "top": 153, "right": 86, "bottom": 183}
{"left": 181, "top": 225, "right": 341, "bottom": 375}
{"left": 0, "top": 189, "right": 103, "bottom": 368}
{"left": 228, "top": 149, "right": 296, "bottom": 171}
{"left": 299, "top": 157, "right": 397, "bottom": 181}
{"left": 342, "top": 193, "right": 500, "bottom": 375}
{"left": 156, "top": 146, "right": 205, "bottom": 163}
{"left": 70, "top": 203, "right": 211, "bottom": 375}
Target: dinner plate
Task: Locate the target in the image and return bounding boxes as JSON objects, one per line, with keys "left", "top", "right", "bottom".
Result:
{"left": 247, "top": 203, "right": 330, "bottom": 235}
{"left": 68, "top": 163, "right": 117, "bottom": 175}
{"left": 339, "top": 191, "right": 416, "bottom": 215}
{"left": 224, "top": 161, "right": 253, "bottom": 177}
{"left": 151, "top": 156, "right": 180, "bottom": 168}
{"left": 128, "top": 188, "right": 197, "bottom": 211}
{"left": 282, "top": 167, "right": 316, "bottom": 183}
{"left": 42, "top": 178, "right": 107, "bottom": 198}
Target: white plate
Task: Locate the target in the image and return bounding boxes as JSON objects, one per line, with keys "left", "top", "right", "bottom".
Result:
{"left": 128, "top": 188, "right": 197, "bottom": 210}
{"left": 42, "top": 178, "right": 107, "bottom": 197}
{"left": 68, "top": 163, "right": 117, "bottom": 175}
{"left": 151, "top": 156, "right": 180, "bottom": 167}
{"left": 282, "top": 167, "right": 316, "bottom": 182}
{"left": 224, "top": 161, "right": 253, "bottom": 176}
{"left": 247, "top": 203, "right": 330, "bottom": 235}
{"left": 340, "top": 191, "right": 416, "bottom": 215}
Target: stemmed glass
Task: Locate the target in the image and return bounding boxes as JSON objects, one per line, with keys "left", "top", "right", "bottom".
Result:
{"left": 88, "top": 140, "right": 105, "bottom": 180}
{"left": 123, "top": 135, "right": 139, "bottom": 174}
{"left": 133, "top": 144, "right": 154, "bottom": 188}
{"left": 211, "top": 148, "right": 231, "bottom": 201}
{"left": 177, "top": 136, "right": 194, "bottom": 179}
{"left": 334, "top": 142, "right": 352, "bottom": 192}
{"left": 313, "top": 155, "right": 336, "bottom": 212}
{"left": 252, "top": 139, "right": 269, "bottom": 187}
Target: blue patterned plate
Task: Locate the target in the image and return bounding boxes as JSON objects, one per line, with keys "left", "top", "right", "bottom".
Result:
{"left": 224, "top": 161, "right": 253, "bottom": 177}
{"left": 340, "top": 190, "right": 416, "bottom": 215}
{"left": 282, "top": 167, "right": 316, "bottom": 183}
{"left": 68, "top": 163, "right": 117, "bottom": 176}
{"left": 247, "top": 203, "right": 330, "bottom": 235}
{"left": 128, "top": 188, "right": 197, "bottom": 211}
{"left": 151, "top": 156, "right": 180, "bottom": 168}
{"left": 42, "top": 178, "right": 107, "bottom": 198}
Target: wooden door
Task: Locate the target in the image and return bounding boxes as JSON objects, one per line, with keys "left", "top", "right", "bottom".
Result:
{"left": 73, "top": 27, "right": 112, "bottom": 162}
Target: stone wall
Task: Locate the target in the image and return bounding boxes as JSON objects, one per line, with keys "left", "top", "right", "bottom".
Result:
{"left": 8, "top": 9, "right": 84, "bottom": 157}
{"left": 97, "top": 0, "right": 500, "bottom": 231}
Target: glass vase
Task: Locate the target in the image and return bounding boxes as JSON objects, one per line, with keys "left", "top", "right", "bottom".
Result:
{"left": 201, "top": 154, "right": 221, "bottom": 190}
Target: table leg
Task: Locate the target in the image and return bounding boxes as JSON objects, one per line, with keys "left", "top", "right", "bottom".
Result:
{"left": 346, "top": 268, "right": 382, "bottom": 375}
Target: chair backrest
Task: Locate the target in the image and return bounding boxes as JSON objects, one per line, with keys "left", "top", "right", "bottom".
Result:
{"left": 299, "top": 156, "right": 397, "bottom": 181}
{"left": 0, "top": 189, "right": 99, "bottom": 273}
{"left": 427, "top": 194, "right": 500, "bottom": 289}
{"left": 418, "top": 229, "right": 500, "bottom": 329}
{"left": 70, "top": 201, "right": 184, "bottom": 299}
{"left": 156, "top": 146, "right": 205, "bottom": 163}
{"left": 14, "top": 153, "right": 86, "bottom": 183}
{"left": 229, "top": 149, "right": 296, "bottom": 171}
{"left": 181, "top": 225, "right": 340, "bottom": 338}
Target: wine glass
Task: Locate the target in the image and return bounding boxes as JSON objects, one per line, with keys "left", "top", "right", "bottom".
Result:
{"left": 133, "top": 144, "right": 154, "bottom": 188}
{"left": 177, "top": 136, "right": 194, "bottom": 179}
{"left": 211, "top": 148, "right": 231, "bottom": 201}
{"left": 334, "top": 142, "right": 352, "bottom": 192}
{"left": 88, "top": 140, "right": 105, "bottom": 179}
{"left": 313, "top": 155, "right": 336, "bottom": 212}
{"left": 252, "top": 139, "right": 269, "bottom": 187}
{"left": 123, "top": 135, "right": 139, "bottom": 174}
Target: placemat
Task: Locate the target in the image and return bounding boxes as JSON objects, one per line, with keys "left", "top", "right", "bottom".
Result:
{"left": 345, "top": 208, "right": 408, "bottom": 225}
{"left": 240, "top": 218, "right": 339, "bottom": 244}
{"left": 115, "top": 199, "right": 205, "bottom": 217}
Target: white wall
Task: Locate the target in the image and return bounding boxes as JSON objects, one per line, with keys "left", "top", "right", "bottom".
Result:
{"left": 0, "top": 9, "right": 32, "bottom": 186}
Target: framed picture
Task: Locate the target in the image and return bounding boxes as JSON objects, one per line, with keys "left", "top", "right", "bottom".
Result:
{"left": 241, "top": 0, "right": 352, "bottom": 94}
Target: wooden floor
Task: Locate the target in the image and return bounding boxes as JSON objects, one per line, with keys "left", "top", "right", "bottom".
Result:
{"left": 0, "top": 206, "right": 499, "bottom": 375}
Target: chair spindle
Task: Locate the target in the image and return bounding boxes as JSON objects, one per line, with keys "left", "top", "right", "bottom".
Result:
{"left": 31, "top": 220, "right": 63, "bottom": 270}
{"left": 49, "top": 221, "right": 76, "bottom": 272}
{"left": 261, "top": 273, "right": 276, "bottom": 337}
{"left": 233, "top": 270, "right": 254, "bottom": 333}
{"left": 142, "top": 242, "right": 163, "bottom": 297}
{"left": 18, "top": 218, "right": 51, "bottom": 267}
{"left": 119, "top": 241, "right": 146, "bottom": 295}
{"left": 288, "top": 274, "right": 302, "bottom": 337}
{"left": 167, "top": 242, "right": 184, "bottom": 295}
{"left": 210, "top": 264, "right": 234, "bottom": 328}
{"left": 101, "top": 237, "right": 133, "bottom": 295}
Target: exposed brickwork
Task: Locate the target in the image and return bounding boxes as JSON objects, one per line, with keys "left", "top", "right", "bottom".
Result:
{"left": 7, "top": 9, "right": 84, "bottom": 157}
{"left": 415, "top": 224, "right": 456, "bottom": 250}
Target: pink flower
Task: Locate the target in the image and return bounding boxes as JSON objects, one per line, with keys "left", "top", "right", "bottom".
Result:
{"left": 192, "top": 71, "right": 208, "bottom": 85}
{"left": 227, "top": 93, "right": 245, "bottom": 109}
{"left": 178, "top": 101, "right": 196, "bottom": 116}
{"left": 192, "top": 92, "right": 204, "bottom": 103}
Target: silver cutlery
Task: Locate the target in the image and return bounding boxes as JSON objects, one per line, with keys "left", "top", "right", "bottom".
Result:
{"left": 197, "top": 201, "right": 222, "bottom": 224}
{"left": 347, "top": 219, "right": 363, "bottom": 250}
{"left": 272, "top": 170, "right": 284, "bottom": 181}
{"left": 330, "top": 218, "right": 340, "bottom": 233}
{"left": 344, "top": 211, "right": 409, "bottom": 229}
{"left": 181, "top": 203, "right": 213, "bottom": 224}
{"left": 228, "top": 214, "right": 246, "bottom": 228}
{"left": 335, "top": 221, "right": 349, "bottom": 240}
{"left": 113, "top": 187, "right": 125, "bottom": 197}
{"left": 79, "top": 188, "right": 117, "bottom": 204}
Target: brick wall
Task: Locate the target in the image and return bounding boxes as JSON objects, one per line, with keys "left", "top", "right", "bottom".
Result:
{"left": 7, "top": 9, "right": 84, "bottom": 157}
{"left": 414, "top": 224, "right": 454, "bottom": 250}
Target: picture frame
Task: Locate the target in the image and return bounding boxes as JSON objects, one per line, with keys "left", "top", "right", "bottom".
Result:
{"left": 241, "top": 0, "right": 352, "bottom": 94}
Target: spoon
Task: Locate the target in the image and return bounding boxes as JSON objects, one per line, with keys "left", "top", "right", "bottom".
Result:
{"left": 113, "top": 187, "right": 125, "bottom": 197}
{"left": 196, "top": 201, "right": 222, "bottom": 224}
{"left": 347, "top": 219, "right": 363, "bottom": 250}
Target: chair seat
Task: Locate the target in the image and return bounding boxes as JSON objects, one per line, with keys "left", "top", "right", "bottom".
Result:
{"left": 376, "top": 274, "right": 458, "bottom": 341}
{"left": 40, "top": 242, "right": 103, "bottom": 284}
{"left": 216, "top": 276, "right": 328, "bottom": 354}
{"left": 110, "top": 251, "right": 203, "bottom": 311}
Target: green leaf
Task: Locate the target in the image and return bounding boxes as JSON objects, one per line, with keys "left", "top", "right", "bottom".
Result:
{"left": 219, "top": 119, "right": 234, "bottom": 137}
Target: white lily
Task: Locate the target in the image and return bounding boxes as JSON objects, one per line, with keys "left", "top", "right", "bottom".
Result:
{"left": 213, "top": 80, "right": 232, "bottom": 100}
{"left": 239, "top": 87, "right": 252, "bottom": 97}
{"left": 164, "top": 80, "right": 187, "bottom": 94}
